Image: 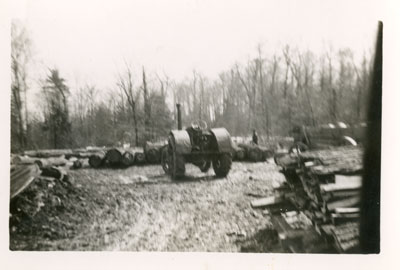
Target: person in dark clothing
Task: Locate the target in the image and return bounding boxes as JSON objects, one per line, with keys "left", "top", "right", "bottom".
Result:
{"left": 252, "top": 129, "right": 258, "bottom": 145}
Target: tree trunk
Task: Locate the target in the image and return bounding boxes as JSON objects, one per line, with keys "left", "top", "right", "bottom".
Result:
{"left": 132, "top": 102, "right": 139, "bottom": 147}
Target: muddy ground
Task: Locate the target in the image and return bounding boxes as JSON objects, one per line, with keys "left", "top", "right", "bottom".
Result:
{"left": 10, "top": 160, "right": 288, "bottom": 252}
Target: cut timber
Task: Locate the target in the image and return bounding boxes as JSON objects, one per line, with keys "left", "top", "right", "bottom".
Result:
{"left": 331, "top": 214, "right": 360, "bottom": 226}
{"left": 334, "top": 174, "right": 362, "bottom": 185}
{"left": 36, "top": 157, "right": 67, "bottom": 169}
{"left": 72, "top": 159, "right": 82, "bottom": 169}
{"left": 331, "top": 222, "right": 360, "bottom": 252}
{"left": 89, "top": 152, "right": 105, "bottom": 168}
{"left": 11, "top": 156, "right": 67, "bottom": 169}
{"left": 144, "top": 142, "right": 165, "bottom": 164}
{"left": 232, "top": 143, "right": 245, "bottom": 161}
{"left": 105, "top": 148, "right": 124, "bottom": 166}
{"left": 251, "top": 196, "right": 284, "bottom": 208}
{"left": 41, "top": 166, "right": 67, "bottom": 181}
{"left": 238, "top": 143, "right": 263, "bottom": 162}
{"left": 320, "top": 182, "right": 361, "bottom": 193}
{"left": 10, "top": 164, "right": 41, "bottom": 199}
{"left": 270, "top": 214, "right": 329, "bottom": 253}
{"left": 134, "top": 151, "right": 146, "bottom": 165}
{"left": 24, "top": 149, "right": 73, "bottom": 158}
{"left": 335, "top": 207, "right": 360, "bottom": 214}
{"left": 259, "top": 146, "right": 274, "bottom": 161}
{"left": 326, "top": 196, "right": 360, "bottom": 211}
{"left": 122, "top": 151, "right": 135, "bottom": 167}
{"left": 11, "top": 155, "right": 36, "bottom": 165}
{"left": 321, "top": 190, "right": 360, "bottom": 202}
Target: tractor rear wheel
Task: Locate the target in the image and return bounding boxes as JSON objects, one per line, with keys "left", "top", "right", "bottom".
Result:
{"left": 213, "top": 153, "right": 232, "bottom": 177}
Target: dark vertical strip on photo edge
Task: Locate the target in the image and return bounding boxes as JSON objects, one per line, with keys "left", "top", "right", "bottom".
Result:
{"left": 360, "top": 21, "right": 382, "bottom": 253}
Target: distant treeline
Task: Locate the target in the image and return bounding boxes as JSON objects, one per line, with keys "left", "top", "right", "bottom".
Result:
{"left": 11, "top": 21, "right": 371, "bottom": 153}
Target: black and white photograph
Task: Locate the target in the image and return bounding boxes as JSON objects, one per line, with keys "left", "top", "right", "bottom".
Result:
{"left": 2, "top": 0, "right": 399, "bottom": 268}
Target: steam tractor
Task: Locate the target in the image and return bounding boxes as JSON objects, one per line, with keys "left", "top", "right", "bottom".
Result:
{"left": 161, "top": 114, "right": 233, "bottom": 179}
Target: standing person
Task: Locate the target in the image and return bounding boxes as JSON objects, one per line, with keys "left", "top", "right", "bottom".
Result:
{"left": 252, "top": 129, "right": 258, "bottom": 145}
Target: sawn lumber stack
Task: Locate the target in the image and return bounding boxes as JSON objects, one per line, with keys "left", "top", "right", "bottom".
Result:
{"left": 272, "top": 146, "right": 364, "bottom": 253}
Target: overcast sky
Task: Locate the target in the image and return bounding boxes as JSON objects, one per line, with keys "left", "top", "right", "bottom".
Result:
{"left": 11, "top": 0, "right": 382, "bottom": 93}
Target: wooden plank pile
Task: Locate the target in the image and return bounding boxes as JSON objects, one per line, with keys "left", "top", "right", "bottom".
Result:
{"left": 10, "top": 156, "right": 68, "bottom": 201}
{"left": 259, "top": 146, "right": 364, "bottom": 253}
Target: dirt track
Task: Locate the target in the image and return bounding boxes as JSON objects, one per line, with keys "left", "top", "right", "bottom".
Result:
{"left": 10, "top": 160, "right": 286, "bottom": 252}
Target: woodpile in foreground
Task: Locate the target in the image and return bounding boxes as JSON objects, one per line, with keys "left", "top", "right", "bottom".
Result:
{"left": 257, "top": 146, "right": 364, "bottom": 253}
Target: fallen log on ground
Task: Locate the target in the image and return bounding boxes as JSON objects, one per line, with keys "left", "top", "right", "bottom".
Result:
{"left": 41, "top": 166, "right": 68, "bottom": 181}
{"left": 238, "top": 143, "right": 263, "bottom": 162}
{"left": 24, "top": 149, "right": 73, "bottom": 158}
{"left": 105, "top": 148, "right": 124, "bottom": 166}
{"left": 12, "top": 156, "right": 68, "bottom": 169}
{"left": 122, "top": 150, "right": 135, "bottom": 167}
{"left": 259, "top": 146, "right": 274, "bottom": 160}
{"left": 88, "top": 152, "right": 106, "bottom": 168}
{"left": 232, "top": 143, "right": 245, "bottom": 161}
{"left": 72, "top": 159, "right": 82, "bottom": 169}
{"left": 134, "top": 151, "right": 146, "bottom": 165}
{"left": 144, "top": 142, "right": 165, "bottom": 164}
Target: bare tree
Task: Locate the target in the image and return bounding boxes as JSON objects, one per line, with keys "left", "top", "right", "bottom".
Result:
{"left": 117, "top": 64, "right": 139, "bottom": 146}
{"left": 236, "top": 60, "right": 259, "bottom": 130}
{"left": 142, "top": 67, "right": 151, "bottom": 140}
{"left": 11, "top": 21, "right": 32, "bottom": 151}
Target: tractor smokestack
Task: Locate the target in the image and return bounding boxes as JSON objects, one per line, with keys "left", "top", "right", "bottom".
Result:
{"left": 176, "top": 103, "right": 182, "bottom": 130}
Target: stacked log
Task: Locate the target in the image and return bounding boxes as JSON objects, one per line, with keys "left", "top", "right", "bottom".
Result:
{"left": 72, "top": 159, "right": 83, "bottom": 169}
{"left": 24, "top": 149, "right": 73, "bottom": 158}
{"left": 259, "top": 146, "right": 274, "bottom": 161}
{"left": 12, "top": 155, "right": 68, "bottom": 169}
{"left": 121, "top": 150, "right": 135, "bottom": 167}
{"left": 238, "top": 143, "right": 263, "bottom": 162}
{"left": 232, "top": 142, "right": 245, "bottom": 161}
{"left": 143, "top": 141, "right": 166, "bottom": 164}
{"left": 88, "top": 152, "right": 106, "bottom": 168}
{"left": 105, "top": 148, "right": 124, "bottom": 166}
{"left": 134, "top": 151, "right": 146, "bottom": 165}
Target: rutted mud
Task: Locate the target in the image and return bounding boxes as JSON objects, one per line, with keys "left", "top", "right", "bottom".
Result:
{"left": 10, "top": 161, "right": 286, "bottom": 252}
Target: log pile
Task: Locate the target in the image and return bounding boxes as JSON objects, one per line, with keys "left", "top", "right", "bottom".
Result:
{"left": 143, "top": 142, "right": 166, "bottom": 164}
{"left": 21, "top": 145, "right": 162, "bottom": 169}
{"left": 269, "top": 146, "right": 364, "bottom": 253}
{"left": 232, "top": 142, "right": 245, "bottom": 161}
{"left": 237, "top": 143, "right": 274, "bottom": 162}
{"left": 88, "top": 152, "right": 106, "bottom": 168}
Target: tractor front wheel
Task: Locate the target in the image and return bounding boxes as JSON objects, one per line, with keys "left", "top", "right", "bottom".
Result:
{"left": 161, "top": 146, "right": 170, "bottom": 174}
{"left": 212, "top": 154, "right": 232, "bottom": 177}
{"left": 199, "top": 160, "right": 211, "bottom": 173}
{"left": 171, "top": 153, "right": 186, "bottom": 179}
